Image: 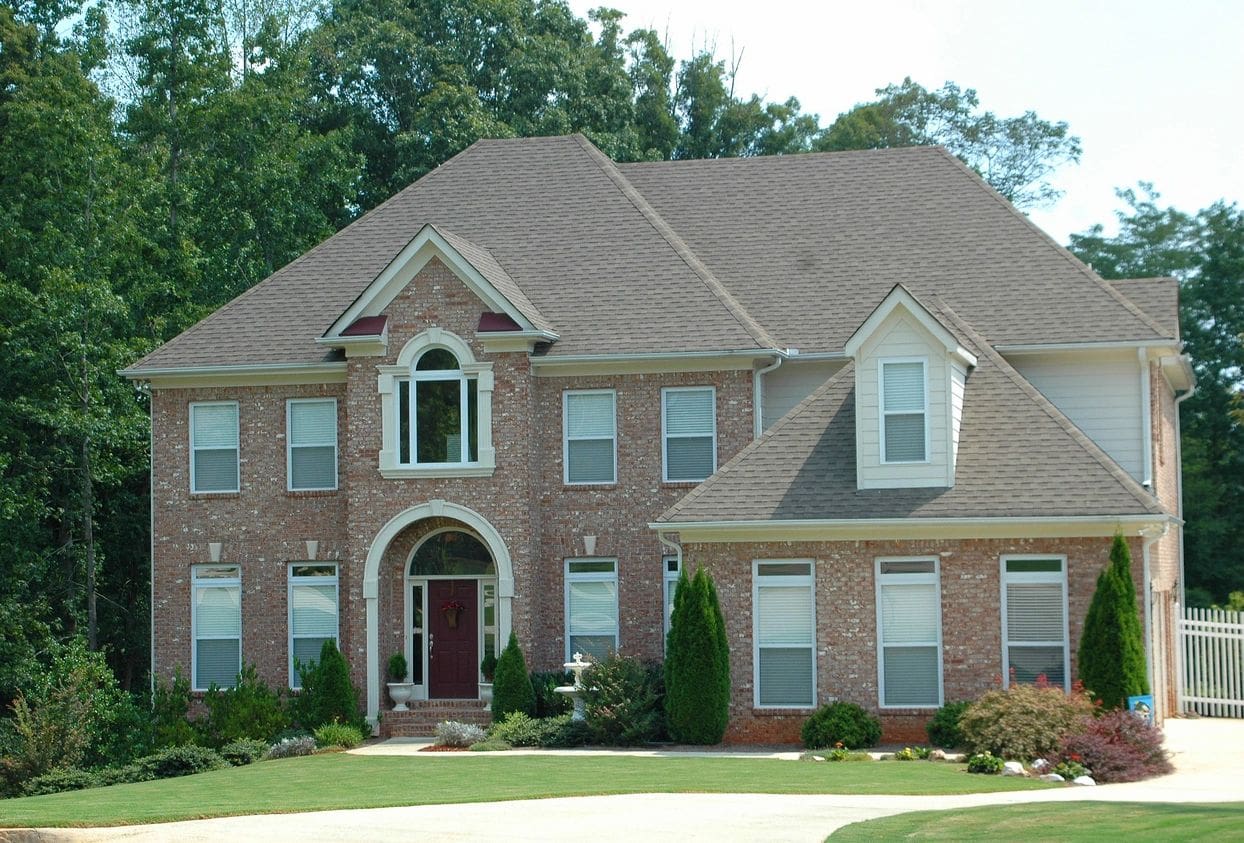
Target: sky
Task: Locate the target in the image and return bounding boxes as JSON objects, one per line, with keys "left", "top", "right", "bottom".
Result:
{"left": 567, "top": 0, "right": 1244, "bottom": 243}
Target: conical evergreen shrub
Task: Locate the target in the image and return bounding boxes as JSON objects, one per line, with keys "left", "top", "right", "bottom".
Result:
{"left": 1077, "top": 534, "right": 1149, "bottom": 708}
{"left": 491, "top": 632, "right": 535, "bottom": 718}
{"left": 664, "top": 566, "right": 730, "bottom": 744}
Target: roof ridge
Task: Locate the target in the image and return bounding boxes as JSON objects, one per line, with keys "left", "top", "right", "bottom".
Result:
{"left": 929, "top": 146, "right": 1172, "bottom": 342}
{"left": 931, "top": 296, "right": 1162, "bottom": 514}
{"left": 570, "top": 134, "right": 778, "bottom": 351}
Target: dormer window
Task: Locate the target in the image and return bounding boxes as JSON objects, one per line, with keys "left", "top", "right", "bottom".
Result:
{"left": 397, "top": 348, "right": 479, "bottom": 466}
{"left": 880, "top": 359, "right": 928, "bottom": 463}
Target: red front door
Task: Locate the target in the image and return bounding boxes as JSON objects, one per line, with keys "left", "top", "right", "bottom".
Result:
{"left": 428, "top": 579, "right": 479, "bottom": 698}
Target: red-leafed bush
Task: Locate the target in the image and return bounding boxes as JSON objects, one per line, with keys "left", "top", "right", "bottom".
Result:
{"left": 1059, "top": 710, "right": 1172, "bottom": 782}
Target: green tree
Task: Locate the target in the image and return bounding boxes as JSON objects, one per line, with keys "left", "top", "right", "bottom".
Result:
{"left": 664, "top": 567, "right": 730, "bottom": 744}
{"left": 491, "top": 631, "right": 535, "bottom": 719}
{"left": 1078, "top": 535, "right": 1149, "bottom": 709}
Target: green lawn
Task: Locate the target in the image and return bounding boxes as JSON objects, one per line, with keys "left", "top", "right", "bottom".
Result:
{"left": 0, "top": 754, "right": 1048, "bottom": 828}
{"left": 830, "top": 802, "right": 1244, "bottom": 840}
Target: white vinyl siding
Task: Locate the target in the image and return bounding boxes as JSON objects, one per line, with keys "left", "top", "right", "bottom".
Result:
{"left": 565, "top": 559, "right": 618, "bottom": 660}
{"left": 563, "top": 390, "right": 617, "bottom": 484}
{"left": 189, "top": 402, "right": 239, "bottom": 493}
{"left": 760, "top": 360, "right": 847, "bottom": 431}
{"left": 1001, "top": 557, "right": 1070, "bottom": 690}
{"left": 753, "top": 560, "right": 816, "bottom": 708}
{"left": 192, "top": 565, "right": 241, "bottom": 690}
{"left": 288, "top": 564, "right": 339, "bottom": 687}
{"left": 662, "top": 387, "right": 716, "bottom": 482}
{"left": 287, "top": 399, "right": 337, "bottom": 491}
{"left": 880, "top": 359, "right": 928, "bottom": 463}
{"left": 663, "top": 555, "right": 680, "bottom": 644}
{"left": 876, "top": 559, "right": 942, "bottom": 707}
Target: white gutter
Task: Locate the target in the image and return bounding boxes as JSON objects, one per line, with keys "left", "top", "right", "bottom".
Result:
{"left": 753, "top": 352, "right": 787, "bottom": 438}
{"left": 996, "top": 340, "right": 1179, "bottom": 353}
{"left": 530, "top": 349, "right": 780, "bottom": 367}
{"left": 121, "top": 361, "right": 347, "bottom": 381}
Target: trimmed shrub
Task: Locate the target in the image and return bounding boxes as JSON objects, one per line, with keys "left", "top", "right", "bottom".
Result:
{"left": 152, "top": 670, "right": 197, "bottom": 749}
{"left": 1059, "top": 710, "right": 1172, "bottom": 783}
{"left": 926, "top": 700, "right": 970, "bottom": 748}
{"left": 543, "top": 717, "right": 592, "bottom": 748}
{"left": 199, "top": 664, "right": 289, "bottom": 747}
{"left": 801, "top": 702, "right": 882, "bottom": 750}
{"left": 314, "top": 721, "right": 365, "bottom": 749}
{"left": 291, "top": 641, "right": 367, "bottom": 734}
{"left": 1078, "top": 534, "right": 1149, "bottom": 709}
{"left": 468, "top": 740, "right": 512, "bottom": 752}
{"left": 967, "top": 752, "right": 1005, "bottom": 774}
{"left": 582, "top": 655, "right": 665, "bottom": 745}
{"left": 959, "top": 680, "right": 1095, "bottom": 761}
{"left": 435, "top": 721, "right": 487, "bottom": 748}
{"left": 387, "top": 653, "right": 407, "bottom": 682}
{"left": 802, "top": 748, "right": 872, "bottom": 762}
{"left": 489, "top": 711, "right": 549, "bottom": 747}
{"left": 530, "top": 670, "right": 573, "bottom": 718}
{"left": 134, "top": 745, "right": 227, "bottom": 779}
{"left": 22, "top": 768, "right": 101, "bottom": 796}
{"left": 265, "top": 736, "right": 316, "bottom": 759}
{"left": 220, "top": 738, "right": 270, "bottom": 766}
{"left": 894, "top": 746, "right": 932, "bottom": 761}
{"left": 665, "top": 567, "right": 730, "bottom": 744}
{"left": 491, "top": 632, "right": 535, "bottom": 719}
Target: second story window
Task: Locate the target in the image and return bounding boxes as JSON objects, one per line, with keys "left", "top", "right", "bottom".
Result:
{"left": 190, "top": 401, "right": 239, "bottom": 493}
{"left": 662, "top": 386, "right": 717, "bottom": 482}
{"left": 564, "top": 390, "right": 616, "bottom": 484}
{"left": 880, "top": 359, "right": 928, "bottom": 463}
{"left": 287, "top": 399, "right": 338, "bottom": 490}
{"left": 397, "top": 348, "right": 479, "bottom": 466}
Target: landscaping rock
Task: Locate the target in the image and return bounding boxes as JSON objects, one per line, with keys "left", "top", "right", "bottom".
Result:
{"left": 1002, "top": 761, "right": 1026, "bottom": 776}
{"left": 1031, "top": 758, "right": 1050, "bottom": 772}
{"left": 929, "top": 750, "right": 947, "bottom": 761}
{"left": 1073, "top": 775, "right": 1097, "bottom": 786}
{"left": 1039, "top": 773, "right": 1065, "bottom": 782}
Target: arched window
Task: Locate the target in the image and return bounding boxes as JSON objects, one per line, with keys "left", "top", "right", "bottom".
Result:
{"left": 409, "top": 530, "right": 495, "bottom": 576}
{"left": 396, "top": 348, "right": 479, "bottom": 465}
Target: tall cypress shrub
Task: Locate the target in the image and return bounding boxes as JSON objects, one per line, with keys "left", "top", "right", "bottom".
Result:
{"left": 1078, "top": 535, "right": 1149, "bottom": 708}
{"left": 491, "top": 632, "right": 535, "bottom": 718}
{"left": 664, "top": 567, "right": 729, "bottom": 744}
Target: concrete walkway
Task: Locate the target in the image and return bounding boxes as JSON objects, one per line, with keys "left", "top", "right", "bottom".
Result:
{"left": 23, "top": 719, "right": 1244, "bottom": 842}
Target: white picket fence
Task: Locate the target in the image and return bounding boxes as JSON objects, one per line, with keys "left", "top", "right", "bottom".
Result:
{"left": 1178, "top": 605, "right": 1244, "bottom": 718}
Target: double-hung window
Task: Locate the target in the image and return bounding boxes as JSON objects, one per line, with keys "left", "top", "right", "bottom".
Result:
{"left": 880, "top": 359, "right": 927, "bottom": 463}
{"left": 662, "top": 555, "right": 681, "bottom": 644}
{"left": 662, "top": 387, "right": 717, "bottom": 482}
{"left": 192, "top": 565, "right": 241, "bottom": 690}
{"left": 565, "top": 559, "right": 618, "bottom": 660}
{"left": 563, "top": 390, "right": 616, "bottom": 484}
{"left": 287, "top": 399, "right": 338, "bottom": 491}
{"left": 288, "top": 564, "right": 339, "bottom": 687}
{"left": 396, "top": 348, "right": 479, "bottom": 466}
{"left": 190, "top": 402, "right": 239, "bottom": 493}
{"left": 1001, "top": 557, "right": 1069, "bottom": 689}
{"left": 876, "top": 558, "right": 942, "bottom": 707}
{"left": 753, "top": 560, "right": 816, "bottom": 707}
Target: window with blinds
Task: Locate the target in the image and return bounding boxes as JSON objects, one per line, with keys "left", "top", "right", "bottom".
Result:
{"left": 880, "top": 360, "right": 927, "bottom": 463}
{"left": 753, "top": 561, "right": 815, "bottom": 707}
{"left": 193, "top": 565, "right": 241, "bottom": 689}
{"left": 876, "top": 559, "right": 942, "bottom": 707}
{"left": 564, "top": 391, "right": 617, "bottom": 484}
{"left": 662, "top": 387, "right": 717, "bottom": 482}
{"left": 1001, "top": 557, "right": 1069, "bottom": 689}
{"left": 288, "top": 564, "right": 339, "bottom": 687}
{"left": 287, "top": 399, "right": 338, "bottom": 491}
{"left": 190, "top": 402, "right": 239, "bottom": 493}
{"left": 565, "top": 559, "right": 618, "bottom": 660}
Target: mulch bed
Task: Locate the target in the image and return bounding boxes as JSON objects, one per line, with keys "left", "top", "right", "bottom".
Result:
{"left": 418, "top": 745, "right": 469, "bottom": 752}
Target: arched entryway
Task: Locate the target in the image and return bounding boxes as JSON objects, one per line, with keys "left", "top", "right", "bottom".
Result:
{"left": 363, "top": 500, "right": 513, "bottom": 724}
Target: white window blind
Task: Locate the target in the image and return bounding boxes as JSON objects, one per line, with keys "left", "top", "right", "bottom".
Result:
{"left": 663, "top": 387, "right": 716, "bottom": 481}
{"left": 190, "top": 403, "right": 239, "bottom": 493}
{"left": 881, "top": 361, "right": 927, "bottom": 463}
{"left": 193, "top": 566, "right": 241, "bottom": 689}
{"left": 1002, "top": 558, "right": 1068, "bottom": 688}
{"left": 564, "top": 391, "right": 616, "bottom": 484}
{"left": 565, "top": 559, "right": 618, "bottom": 660}
{"left": 876, "top": 559, "right": 941, "bottom": 707}
{"left": 287, "top": 400, "right": 337, "bottom": 490}
{"left": 754, "top": 562, "right": 815, "bottom": 707}
{"left": 288, "top": 564, "right": 338, "bottom": 687}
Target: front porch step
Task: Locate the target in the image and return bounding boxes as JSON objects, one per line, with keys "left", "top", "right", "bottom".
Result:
{"left": 380, "top": 699, "right": 492, "bottom": 737}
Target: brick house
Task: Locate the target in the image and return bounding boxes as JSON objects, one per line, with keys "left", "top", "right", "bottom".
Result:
{"left": 123, "top": 134, "right": 1194, "bottom": 742}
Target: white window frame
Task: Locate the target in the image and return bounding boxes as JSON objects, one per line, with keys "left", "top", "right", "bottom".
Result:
{"left": 878, "top": 357, "right": 930, "bottom": 464}
{"left": 564, "top": 558, "right": 619, "bottom": 661}
{"left": 191, "top": 564, "right": 242, "bottom": 691}
{"left": 287, "top": 563, "right": 340, "bottom": 688}
{"left": 189, "top": 401, "right": 240, "bottom": 494}
{"left": 662, "top": 555, "right": 681, "bottom": 645}
{"left": 562, "top": 389, "right": 618, "bottom": 485}
{"left": 875, "top": 557, "right": 943, "bottom": 709}
{"left": 1000, "top": 555, "right": 1070, "bottom": 691}
{"left": 752, "top": 559, "right": 817, "bottom": 709}
{"left": 286, "top": 398, "right": 338, "bottom": 491}
{"left": 396, "top": 350, "right": 478, "bottom": 467}
{"left": 661, "top": 386, "right": 718, "bottom": 482}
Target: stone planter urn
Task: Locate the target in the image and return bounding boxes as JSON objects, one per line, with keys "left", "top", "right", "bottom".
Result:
{"left": 387, "top": 682, "right": 415, "bottom": 712}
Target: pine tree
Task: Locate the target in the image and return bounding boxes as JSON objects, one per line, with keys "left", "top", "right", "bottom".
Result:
{"left": 664, "top": 567, "right": 730, "bottom": 744}
{"left": 1078, "top": 535, "right": 1150, "bottom": 708}
{"left": 491, "top": 631, "right": 534, "bottom": 718}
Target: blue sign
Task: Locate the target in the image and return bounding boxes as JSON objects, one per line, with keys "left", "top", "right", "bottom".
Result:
{"left": 1128, "top": 694, "right": 1155, "bottom": 724}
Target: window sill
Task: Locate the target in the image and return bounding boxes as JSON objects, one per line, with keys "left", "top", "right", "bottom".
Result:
{"left": 562, "top": 482, "right": 617, "bottom": 490}
{"left": 660, "top": 480, "right": 704, "bottom": 488}
{"left": 380, "top": 465, "right": 495, "bottom": 479}
{"left": 189, "top": 491, "right": 240, "bottom": 499}
{"left": 285, "top": 489, "right": 339, "bottom": 498}
{"left": 752, "top": 706, "right": 817, "bottom": 716}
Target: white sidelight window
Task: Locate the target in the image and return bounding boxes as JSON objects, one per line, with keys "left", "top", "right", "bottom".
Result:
{"left": 288, "top": 564, "right": 339, "bottom": 687}
{"left": 565, "top": 559, "right": 618, "bottom": 660}
{"left": 879, "top": 359, "right": 928, "bottom": 463}
{"left": 563, "top": 390, "right": 617, "bottom": 484}
{"left": 190, "top": 402, "right": 240, "bottom": 493}
{"left": 192, "top": 565, "right": 241, "bottom": 690}
{"left": 662, "top": 387, "right": 717, "bottom": 482}
{"left": 286, "top": 399, "right": 338, "bottom": 491}
{"left": 1001, "top": 557, "right": 1069, "bottom": 689}
{"left": 753, "top": 560, "right": 816, "bottom": 707}
{"left": 876, "top": 558, "right": 943, "bottom": 707}
{"left": 663, "top": 555, "right": 681, "bottom": 643}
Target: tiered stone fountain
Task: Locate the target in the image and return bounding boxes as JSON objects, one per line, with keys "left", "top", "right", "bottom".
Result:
{"left": 553, "top": 653, "right": 591, "bottom": 721}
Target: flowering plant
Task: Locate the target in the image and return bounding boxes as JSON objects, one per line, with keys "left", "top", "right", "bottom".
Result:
{"left": 440, "top": 600, "right": 466, "bottom": 613}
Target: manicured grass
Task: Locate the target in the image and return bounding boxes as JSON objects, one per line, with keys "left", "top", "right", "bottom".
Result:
{"left": 830, "top": 802, "right": 1244, "bottom": 840}
{"left": 0, "top": 754, "right": 1048, "bottom": 828}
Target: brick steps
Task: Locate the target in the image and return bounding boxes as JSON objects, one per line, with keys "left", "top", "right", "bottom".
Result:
{"left": 380, "top": 699, "right": 492, "bottom": 737}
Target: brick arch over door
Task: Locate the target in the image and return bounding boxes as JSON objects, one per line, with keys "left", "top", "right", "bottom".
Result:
{"left": 362, "top": 499, "right": 514, "bottom": 724}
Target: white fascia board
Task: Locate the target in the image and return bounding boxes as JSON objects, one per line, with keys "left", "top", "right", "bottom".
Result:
{"left": 531, "top": 349, "right": 783, "bottom": 376}
{"left": 997, "top": 340, "right": 1180, "bottom": 354}
{"left": 843, "top": 286, "right": 964, "bottom": 359}
{"left": 122, "top": 362, "right": 348, "bottom": 388}
{"left": 478, "top": 330, "right": 560, "bottom": 353}
{"left": 649, "top": 514, "right": 1176, "bottom": 543}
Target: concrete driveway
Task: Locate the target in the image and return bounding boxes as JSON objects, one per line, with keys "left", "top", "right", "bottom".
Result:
{"left": 20, "top": 718, "right": 1244, "bottom": 843}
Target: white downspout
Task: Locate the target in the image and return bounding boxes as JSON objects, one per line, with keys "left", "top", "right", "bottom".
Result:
{"left": 1139, "top": 348, "right": 1154, "bottom": 490}
{"left": 1172, "top": 369, "right": 1197, "bottom": 609}
{"left": 657, "top": 530, "right": 683, "bottom": 572}
{"left": 753, "top": 351, "right": 787, "bottom": 439}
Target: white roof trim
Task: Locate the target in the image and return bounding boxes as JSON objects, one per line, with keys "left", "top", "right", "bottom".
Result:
{"left": 844, "top": 285, "right": 977, "bottom": 367}
{"left": 998, "top": 340, "right": 1183, "bottom": 353}
{"left": 122, "top": 361, "right": 347, "bottom": 380}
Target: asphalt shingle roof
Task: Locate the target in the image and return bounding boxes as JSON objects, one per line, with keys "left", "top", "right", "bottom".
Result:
{"left": 1107, "top": 278, "right": 1180, "bottom": 340}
